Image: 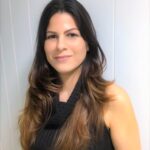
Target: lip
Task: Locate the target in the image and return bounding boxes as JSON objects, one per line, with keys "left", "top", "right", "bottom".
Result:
{"left": 54, "top": 55, "right": 72, "bottom": 61}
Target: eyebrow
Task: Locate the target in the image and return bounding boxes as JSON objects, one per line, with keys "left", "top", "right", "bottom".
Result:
{"left": 46, "top": 28, "right": 79, "bottom": 34}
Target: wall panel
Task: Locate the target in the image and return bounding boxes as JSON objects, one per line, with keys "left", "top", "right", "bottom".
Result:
{"left": 115, "top": 0, "right": 150, "bottom": 149}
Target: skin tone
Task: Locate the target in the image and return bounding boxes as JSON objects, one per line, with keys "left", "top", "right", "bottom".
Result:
{"left": 44, "top": 12, "right": 141, "bottom": 149}
{"left": 44, "top": 12, "right": 88, "bottom": 102}
{"left": 104, "top": 84, "right": 141, "bottom": 150}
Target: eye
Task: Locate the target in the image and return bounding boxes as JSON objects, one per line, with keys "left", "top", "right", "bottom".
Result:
{"left": 67, "top": 33, "right": 79, "bottom": 38}
{"left": 46, "top": 34, "right": 57, "bottom": 39}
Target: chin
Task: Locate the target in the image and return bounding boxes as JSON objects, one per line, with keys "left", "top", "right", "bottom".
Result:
{"left": 54, "top": 66, "right": 82, "bottom": 76}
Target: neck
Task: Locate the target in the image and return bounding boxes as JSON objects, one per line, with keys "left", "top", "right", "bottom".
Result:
{"left": 58, "top": 69, "right": 81, "bottom": 102}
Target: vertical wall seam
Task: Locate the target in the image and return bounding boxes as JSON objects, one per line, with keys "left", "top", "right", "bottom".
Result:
{"left": 8, "top": 0, "right": 20, "bottom": 92}
{"left": 27, "top": 0, "right": 34, "bottom": 55}
{"left": 148, "top": 0, "right": 150, "bottom": 149}
{"left": 8, "top": 0, "right": 21, "bottom": 148}
{"left": 0, "top": 35, "right": 3, "bottom": 150}
{"left": 113, "top": 0, "right": 116, "bottom": 80}
{"left": 0, "top": 35, "right": 12, "bottom": 150}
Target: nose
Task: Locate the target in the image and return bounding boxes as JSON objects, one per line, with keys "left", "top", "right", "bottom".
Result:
{"left": 56, "top": 36, "right": 66, "bottom": 51}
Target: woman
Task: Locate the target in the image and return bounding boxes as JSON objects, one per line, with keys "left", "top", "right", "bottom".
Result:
{"left": 19, "top": 0, "right": 141, "bottom": 150}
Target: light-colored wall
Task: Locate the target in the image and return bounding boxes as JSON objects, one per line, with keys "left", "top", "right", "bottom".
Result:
{"left": 0, "top": 0, "right": 149, "bottom": 149}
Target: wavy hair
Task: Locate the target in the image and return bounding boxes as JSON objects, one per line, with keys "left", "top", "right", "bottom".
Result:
{"left": 19, "top": 0, "right": 114, "bottom": 149}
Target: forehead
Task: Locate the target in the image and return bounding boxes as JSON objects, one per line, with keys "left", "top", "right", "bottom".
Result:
{"left": 47, "top": 12, "right": 78, "bottom": 30}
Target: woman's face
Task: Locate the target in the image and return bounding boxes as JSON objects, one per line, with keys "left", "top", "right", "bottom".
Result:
{"left": 44, "top": 12, "right": 88, "bottom": 77}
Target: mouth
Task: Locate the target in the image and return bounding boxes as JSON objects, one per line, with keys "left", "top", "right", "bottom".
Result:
{"left": 54, "top": 55, "right": 72, "bottom": 61}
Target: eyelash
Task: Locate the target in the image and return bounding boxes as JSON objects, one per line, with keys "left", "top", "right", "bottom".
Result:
{"left": 46, "top": 33, "right": 78, "bottom": 39}
{"left": 67, "top": 33, "right": 78, "bottom": 37}
{"left": 46, "top": 35, "right": 57, "bottom": 39}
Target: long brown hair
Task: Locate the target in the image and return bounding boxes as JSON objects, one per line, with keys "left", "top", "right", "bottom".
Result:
{"left": 18, "top": 0, "right": 114, "bottom": 149}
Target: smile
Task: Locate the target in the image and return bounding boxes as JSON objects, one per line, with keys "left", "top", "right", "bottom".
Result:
{"left": 54, "top": 55, "right": 72, "bottom": 62}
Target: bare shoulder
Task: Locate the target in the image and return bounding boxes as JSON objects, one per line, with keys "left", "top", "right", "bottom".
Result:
{"left": 104, "top": 83, "right": 141, "bottom": 150}
{"left": 105, "top": 82, "right": 130, "bottom": 101}
{"left": 104, "top": 83, "right": 133, "bottom": 117}
{"left": 104, "top": 83, "right": 136, "bottom": 127}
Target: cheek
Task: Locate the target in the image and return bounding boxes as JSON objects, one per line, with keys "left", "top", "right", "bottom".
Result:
{"left": 44, "top": 40, "right": 56, "bottom": 52}
{"left": 44, "top": 43, "right": 54, "bottom": 63}
{"left": 71, "top": 39, "right": 88, "bottom": 52}
{"left": 78, "top": 41, "right": 88, "bottom": 55}
{"left": 74, "top": 44, "right": 87, "bottom": 62}
{"left": 44, "top": 42, "right": 49, "bottom": 55}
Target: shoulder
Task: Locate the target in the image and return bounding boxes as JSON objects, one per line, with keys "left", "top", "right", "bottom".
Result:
{"left": 103, "top": 83, "right": 141, "bottom": 149}
{"left": 105, "top": 82, "right": 130, "bottom": 103}
{"left": 104, "top": 83, "right": 135, "bottom": 127}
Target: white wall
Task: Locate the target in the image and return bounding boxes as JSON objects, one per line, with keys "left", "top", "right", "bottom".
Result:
{"left": 114, "top": 1, "right": 150, "bottom": 150}
{"left": 0, "top": 0, "right": 149, "bottom": 149}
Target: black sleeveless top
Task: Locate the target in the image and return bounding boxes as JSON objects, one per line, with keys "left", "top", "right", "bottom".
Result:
{"left": 31, "top": 77, "right": 114, "bottom": 150}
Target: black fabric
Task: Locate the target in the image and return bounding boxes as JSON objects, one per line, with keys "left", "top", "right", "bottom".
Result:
{"left": 44, "top": 76, "right": 82, "bottom": 129}
{"left": 30, "top": 77, "right": 114, "bottom": 150}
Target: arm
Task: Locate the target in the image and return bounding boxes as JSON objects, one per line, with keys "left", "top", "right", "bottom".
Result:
{"left": 104, "top": 84, "right": 141, "bottom": 150}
